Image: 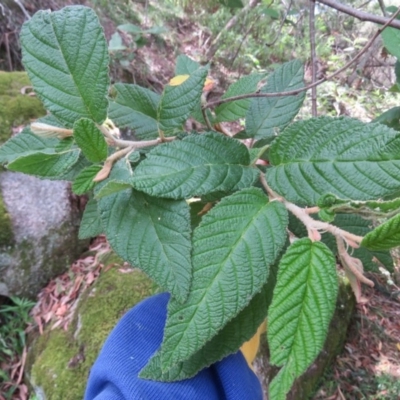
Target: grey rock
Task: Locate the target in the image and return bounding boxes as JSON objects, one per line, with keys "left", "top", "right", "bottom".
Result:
{"left": 0, "top": 171, "right": 87, "bottom": 299}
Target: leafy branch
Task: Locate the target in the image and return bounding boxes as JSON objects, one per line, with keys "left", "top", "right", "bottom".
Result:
{"left": 2, "top": 5, "right": 400, "bottom": 400}
{"left": 204, "top": 6, "right": 400, "bottom": 109}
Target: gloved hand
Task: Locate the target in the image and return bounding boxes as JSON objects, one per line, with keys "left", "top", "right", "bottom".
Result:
{"left": 85, "top": 293, "right": 263, "bottom": 400}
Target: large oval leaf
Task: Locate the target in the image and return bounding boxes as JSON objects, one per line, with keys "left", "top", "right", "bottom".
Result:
{"left": 132, "top": 132, "right": 258, "bottom": 199}
{"left": 245, "top": 60, "right": 305, "bottom": 139}
{"left": 268, "top": 239, "right": 338, "bottom": 400}
{"left": 157, "top": 188, "right": 288, "bottom": 371}
{"left": 140, "top": 280, "right": 272, "bottom": 381}
{"left": 267, "top": 117, "right": 400, "bottom": 206}
{"left": 98, "top": 189, "right": 192, "bottom": 303}
{"left": 20, "top": 6, "right": 109, "bottom": 127}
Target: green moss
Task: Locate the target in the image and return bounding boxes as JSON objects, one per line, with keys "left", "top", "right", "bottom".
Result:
{"left": 0, "top": 71, "right": 46, "bottom": 145}
{"left": 0, "top": 191, "right": 13, "bottom": 247}
{"left": 28, "top": 257, "right": 158, "bottom": 400}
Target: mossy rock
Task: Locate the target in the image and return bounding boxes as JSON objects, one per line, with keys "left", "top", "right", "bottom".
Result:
{"left": 26, "top": 254, "right": 158, "bottom": 400}
{"left": 0, "top": 71, "right": 46, "bottom": 144}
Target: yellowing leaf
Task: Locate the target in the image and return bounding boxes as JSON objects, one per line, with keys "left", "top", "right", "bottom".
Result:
{"left": 169, "top": 74, "right": 215, "bottom": 92}
{"left": 240, "top": 320, "right": 266, "bottom": 368}
{"left": 169, "top": 74, "right": 190, "bottom": 86}
{"left": 203, "top": 77, "right": 215, "bottom": 92}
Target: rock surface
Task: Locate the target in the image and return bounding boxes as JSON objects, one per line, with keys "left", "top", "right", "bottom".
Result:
{"left": 0, "top": 171, "right": 86, "bottom": 298}
{"left": 26, "top": 251, "right": 158, "bottom": 400}
{"left": 0, "top": 71, "right": 86, "bottom": 299}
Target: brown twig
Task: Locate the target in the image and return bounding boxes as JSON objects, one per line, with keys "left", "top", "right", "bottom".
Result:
{"left": 97, "top": 124, "right": 175, "bottom": 149}
{"left": 206, "top": 0, "right": 261, "bottom": 59}
{"left": 204, "top": 6, "right": 400, "bottom": 109}
{"left": 309, "top": 0, "right": 318, "bottom": 117}
{"left": 265, "top": 0, "right": 293, "bottom": 47}
{"left": 259, "top": 174, "right": 364, "bottom": 245}
{"left": 317, "top": 0, "right": 400, "bottom": 28}
{"left": 5, "top": 32, "right": 12, "bottom": 71}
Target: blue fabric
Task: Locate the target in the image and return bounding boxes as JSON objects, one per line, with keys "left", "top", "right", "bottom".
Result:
{"left": 85, "top": 293, "right": 263, "bottom": 400}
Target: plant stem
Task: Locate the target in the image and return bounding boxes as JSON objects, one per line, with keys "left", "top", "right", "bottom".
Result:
{"left": 336, "top": 236, "right": 375, "bottom": 287}
{"left": 259, "top": 174, "right": 364, "bottom": 245}
{"left": 97, "top": 123, "right": 175, "bottom": 149}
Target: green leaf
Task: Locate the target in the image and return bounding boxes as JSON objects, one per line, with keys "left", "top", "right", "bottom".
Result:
{"left": 262, "top": 7, "right": 280, "bottom": 19}
{"left": 20, "top": 6, "right": 109, "bottom": 127}
{"left": 245, "top": 60, "right": 305, "bottom": 139}
{"left": 57, "top": 153, "right": 91, "bottom": 181}
{"left": 267, "top": 117, "right": 400, "bottom": 206}
{"left": 73, "top": 119, "right": 108, "bottom": 163}
{"left": 72, "top": 165, "right": 102, "bottom": 195}
{"left": 108, "top": 32, "right": 127, "bottom": 51}
{"left": 141, "top": 280, "right": 271, "bottom": 381}
{"left": 373, "top": 107, "right": 400, "bottom": 131}
{"left": 36, "top": 113, "right": 67, "bottom": 129}
{"left": 158, "top": 67, "right": 208, "bottom": 130}
{"left": 218, "top": 0, "right": 244, "bottom": 8}
{"left": 98, "top": 189, "right": 192, "bottom": 303}
{"left": 362, "top": 213, "right": 400, "bottom": 250}
{"left": 157, "top": 188, "right": 288, "bottom": 370}
{"left": 132, "top": 132, "right": 258, "bottom": 199}
{"left": 79, "top": 198, "right": 103, "bottom": 239}
{"left": 0, "top": 128, "right": 58, "bottom": 164}
{"left": 108, "top": 84, "right": 160, "bottom": 139}
{"left": 128, "top": 151, "right": 141, "bottom": 163}
{"left": 268, "top": 239, "right": 338, "bottom": 400}
{"left": 382, "top": 27, "right": 400, "bottom": 59}
{"left": 7, "top": 149, "right": 80, "bottom": 178}
{"left": 215, "top": 74, "right": 264, "bottom": 122}
{"left": 94, "top": 158, "right": 134, "bottom": 199}
{"left": 55, "top": 137, "right": 75, "bottom": 152}
{"left": 175, "top": 55, "right": 201, "bottom": 75}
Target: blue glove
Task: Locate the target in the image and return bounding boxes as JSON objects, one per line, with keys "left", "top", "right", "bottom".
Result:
{"left": 85, "top": 293, "right": 263, "bottom": 400}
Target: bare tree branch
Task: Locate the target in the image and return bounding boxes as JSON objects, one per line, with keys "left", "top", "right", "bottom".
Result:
{"left": 206, "top": 0, "right": 260, "bottom": 60}
{"left": 265, "top": 0, "right": 293, "bottom": 47}
{"left": 204, "top": 6, "right": 400, "bottom": 109}
{"left": 317, "top": 0, "right": 400, "bottom": 29}
{"left": 309, "top": 0, "right": 317, "bottom": 117}
{"left": 378, "top": 0, "right": 388, "bottom": 17}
